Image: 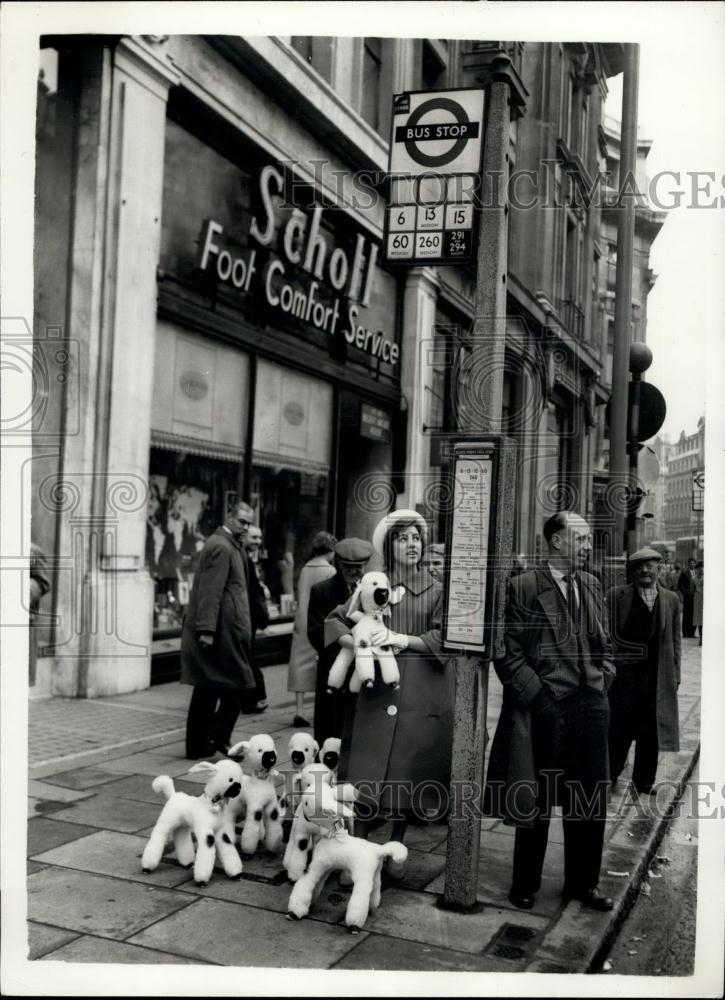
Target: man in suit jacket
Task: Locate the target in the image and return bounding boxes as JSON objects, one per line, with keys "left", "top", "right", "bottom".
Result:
{"left": 307, "top": 537, "right": 373, "bottom": 744}
{"left": 239, "top": 517, "right": 271, "bottom": 715}
{"left": 607, "top": 547, "right": 681, "bottom": 793}
{"left": 486, "top": 511, "right": 616, "bottom": 912}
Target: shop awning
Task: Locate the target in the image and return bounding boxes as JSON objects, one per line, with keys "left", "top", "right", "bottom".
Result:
{"left": 151, "top": 428, "right": 244, "bottom": 463}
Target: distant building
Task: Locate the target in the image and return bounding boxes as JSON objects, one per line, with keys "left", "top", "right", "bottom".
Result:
{"left": 664, "top": 415, "right": 705, "bottom": 543}
{"left": 590, "top": 114, "right": 667, "bottom": 553}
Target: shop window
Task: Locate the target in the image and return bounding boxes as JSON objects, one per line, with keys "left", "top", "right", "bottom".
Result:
{"left": 147, "top": 320, "right": 250, "bottom": 635}
{"left": 147, "top": 449, "right": 242, "bottom": 633}
{"left": 338, "top": 388, "right": 393, "bottom": 547}
{"left": 251, "top": 360, "right": 333, "bottom": 618}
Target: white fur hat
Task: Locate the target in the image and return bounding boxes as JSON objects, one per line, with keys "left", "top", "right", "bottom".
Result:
{"left": 371, "top": 509, "right": 428, "bottom": 557}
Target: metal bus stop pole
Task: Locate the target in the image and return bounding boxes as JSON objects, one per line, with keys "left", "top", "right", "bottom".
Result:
{"left": 441, "top": 50, "right": 527, "bottom": 911}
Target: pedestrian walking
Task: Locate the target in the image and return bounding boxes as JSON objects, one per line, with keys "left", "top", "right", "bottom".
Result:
{"left": 180, "top": 502, "right": 256, "bottom": 759}
{"left": 327, "top": 509, "right": 455, "bottom": 852}
{"left": 485, "top": 510, "right": 616, "bottom": 912}
{"left": 692, "top": 561, "right": 704, "bottom": 646}
{"left": 29, "top": 541, "right": 51, "bottom": 686}
{"left": 307, "top": 537, "right": 373, "bottom": 744}
{"left": 607, "top": 547, "right": 681, "bottom": 794}
{"left": 287, "top": 530, "right": 338, "bottom": 727}
{"left": 677, "top": 558, "right": 697, "bottom": 637}
{"left": 239, "top": 513, "right": 271, "bottom": 715}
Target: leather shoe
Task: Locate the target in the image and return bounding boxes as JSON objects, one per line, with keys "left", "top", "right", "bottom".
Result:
{"left": 508, "top": 890, "right": 535, "bottom": 910}
{"left": 563, "top": 886, "right": 613, "bottom": 911}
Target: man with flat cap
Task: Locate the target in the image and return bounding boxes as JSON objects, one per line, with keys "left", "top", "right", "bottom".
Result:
{"left": 307, "top": 537, "right": 373, "bottom": 744}
{"left": 607, "top": 546, "right": 681, "bottom": 794}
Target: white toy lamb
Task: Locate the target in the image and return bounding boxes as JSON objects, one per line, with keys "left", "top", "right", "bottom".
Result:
{"left": 318, "top": 737, "right": 342, "bottom": 774}
{"left": 282, "top": 763, "right": 357, "bottom": 883}
{"left": 327, "top": 571, "right": 406, "bottom": 693}
{"left": 228, "top": 734, "right": 284, "bottom": 856}
{"left": 141, "top": 759, "right": 244, "bottom": 887}
{"left": 286, "top": 770, "right": 408, "bottom": 932}
{"left": 282, "top": 731, "right": 321, "bottom": 833}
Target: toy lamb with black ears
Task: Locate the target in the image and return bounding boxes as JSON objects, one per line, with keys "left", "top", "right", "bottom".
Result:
{"left": 282, "top": 762, "right": 357, "bottom": 883}
{"left": 286, "top": 769, "right": 408, "bottom": 932}
{"left": 228, "top": 734, "right": 284, "bottom": 856}
{"left": 327, "top": 571, "right": 406, "bottom": 693}
{"left": 141, "top": 759, "right": 244, "bottom": 887}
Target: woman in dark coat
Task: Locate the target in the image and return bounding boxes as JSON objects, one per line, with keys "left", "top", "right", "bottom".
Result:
{"left": 325, "top": 510, "right": 455, "bottom": 846}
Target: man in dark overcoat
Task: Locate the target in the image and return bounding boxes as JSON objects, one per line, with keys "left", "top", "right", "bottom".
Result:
{"left": 181, "top": 503, "right": 256, "bottom": 758}
{"left": 485, "top": 511, "right": 616, "bottom": 912}
{"left": 607, "top": 547, "right": 681, "bottom": 793}
{"left": 239, "top": 514, "right": 271, "bottom": 715}
{"left": 307, "top": 538, "right": 372, "bottom": 744}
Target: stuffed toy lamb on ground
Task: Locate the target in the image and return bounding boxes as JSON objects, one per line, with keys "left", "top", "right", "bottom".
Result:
{"left": 282, "top": 762, "right": 357, "bottom": 882}
{"left": 326, "top": 571, "right": 406, "bottom": 693}
{"left": 141, "top": 759, "right": 244, "bottom": 886}
{"left": 286, "top": 768, "right": 407, "bottom": 932}
{"left": 228, "top": 734, "right": 284, "bottom": 855}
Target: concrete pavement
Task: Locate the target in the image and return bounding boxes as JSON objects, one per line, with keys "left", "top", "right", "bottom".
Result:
{"left": 24, "top": 641, "right": 702, "bottom": 973}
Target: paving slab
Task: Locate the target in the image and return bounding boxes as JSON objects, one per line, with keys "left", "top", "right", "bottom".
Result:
{"left": 100, "top": 752, "right": 196, "bottom": 777}
{"left": 331, "top": 933, "right": 515, "bottom": 972}
{"left": 31, "top": 830, "right": 194, "bottom": 888}
{"left": 390, "top": 848, "right": 446, "bottom": 891}
{"left": 127, "top": 896, "right": 365, "bottom": 967}
{"left": 28, "top": 780, "right": 94, "bottom": 803}
{"left": 27, "top": 817, "right": 101, "bottom": 857}
{"left": 41, "top": 765, "right": 128, "bottom": 791}
{"left": 47, "top": 793, "right": 162, "bottom": 834}
{"left": 398, "top": 822, "right": 449, "bottom": 853}
{"left": 39, "top": 935, "right": 208, "bottom": 964}
{"left": 27, "top": 867, "right": 196, "bottom": 939}
{"left": 27, "top": 922, "right": 81, "bottom": 960}
{"left": 361, "top": 886, "right": 548, "bottom": 954}
{"left": 101, "top": 772, "right": 204, "bottom": 804}
{"left": 27, "top": 860, "right": 47, "bottom": 875}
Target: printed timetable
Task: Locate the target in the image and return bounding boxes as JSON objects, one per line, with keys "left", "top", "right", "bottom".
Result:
{"left": 443, "top": 452, "right": 493, "bottom": 652}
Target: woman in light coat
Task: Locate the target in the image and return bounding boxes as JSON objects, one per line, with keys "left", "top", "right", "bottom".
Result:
{"left": 287, "top": 531, "right": 338, "bottom": 727}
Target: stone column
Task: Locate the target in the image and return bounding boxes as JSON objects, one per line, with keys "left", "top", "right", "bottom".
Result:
{"left": 52, "top": 37, "right": 179, "bottom": 696}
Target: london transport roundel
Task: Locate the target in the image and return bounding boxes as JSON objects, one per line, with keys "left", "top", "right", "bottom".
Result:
{"left": 389, "top": 88, "right": 485, "bottom": 176}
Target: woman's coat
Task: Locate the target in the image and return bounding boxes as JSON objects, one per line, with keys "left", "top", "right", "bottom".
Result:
{"left": 325, "top": 568, "right": 455, "bottom": 815}
{"left": 287, "top": 555, "right": 337, "bottom": 693}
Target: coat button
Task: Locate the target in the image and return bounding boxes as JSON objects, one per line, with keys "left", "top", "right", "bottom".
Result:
{"left": 386, "top": 705, "right": 398, "bottom": 717}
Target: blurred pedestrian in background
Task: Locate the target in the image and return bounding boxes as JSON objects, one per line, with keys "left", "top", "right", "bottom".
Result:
{"left": 240, "top": 507, "right": 271, "bottom": 715}
{"left": 677, "top": 558, "right": 697, "bottom": 637}
{"left": 287, "top": 530, "right": 338, "bottom": 727}
{"left": 29, "top": 542, "right": 51, "bottom": 687}
{"left": 307, "top": 537, "right": 373, "bottom": 744}
{"left": 693, "top": 561, "right": 704, "bottom": 646}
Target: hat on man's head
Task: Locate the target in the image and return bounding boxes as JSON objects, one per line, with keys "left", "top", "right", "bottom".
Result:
{"left": 334, "top": 537, "right": 374, "bottom": 564}
{"left": 628, "top": 546, "right": 662, "bottom": 567}
{"left": 372, "top": 509, "right": 428, "bottom": 556}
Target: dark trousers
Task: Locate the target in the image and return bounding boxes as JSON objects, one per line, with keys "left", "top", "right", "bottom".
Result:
{"left": 512, "top": 687, "right": 610, "bottom": 897}
{"left": 313, "top": 655, "right": 351, "bottom": 744}
{"left": 239, "top": 656, "right": 267, "bottom": 712}
{"left": 681, "top": 595, "right": 695, "bottom": 637}
{"left": 608, "top": 673, "right": 659, "bottom": 791}
{"left": 185, "top": 686, "right": 241, "bottom": 758}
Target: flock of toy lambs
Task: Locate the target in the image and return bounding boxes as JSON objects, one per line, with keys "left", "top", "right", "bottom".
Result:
{"left": 140, "top": 731, "right": 407, "bottom": 934}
